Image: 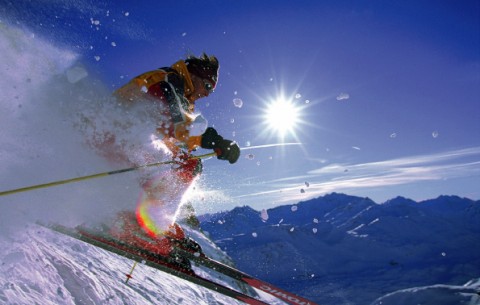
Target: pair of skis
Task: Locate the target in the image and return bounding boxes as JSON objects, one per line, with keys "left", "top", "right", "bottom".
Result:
{"left": 41, "top": 223, "right": 318, "bottom": 305}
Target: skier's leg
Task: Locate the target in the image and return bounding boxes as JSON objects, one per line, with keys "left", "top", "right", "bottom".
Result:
{"left": 136, "top": 156, "right": 202, "bottom": 239}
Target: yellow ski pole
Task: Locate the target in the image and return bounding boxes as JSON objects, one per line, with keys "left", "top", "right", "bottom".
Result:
{"left": 0, "top": 152, "right": 216, "bottom": 197}
{"left": 125, "top": 261, "right": 138, "bottom": 284}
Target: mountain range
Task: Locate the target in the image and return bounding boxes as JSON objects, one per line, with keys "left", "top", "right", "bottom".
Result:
{"left": 199, "top": 193, "right": 480, "bottom": 305}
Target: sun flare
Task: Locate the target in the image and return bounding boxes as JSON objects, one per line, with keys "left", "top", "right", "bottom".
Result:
{"left": 264, "top": 97, "right": 300, "bottom": 137}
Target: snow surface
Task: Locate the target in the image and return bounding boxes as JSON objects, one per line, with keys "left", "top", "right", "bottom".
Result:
{"left": 0, "top": 223, "right": 284, "bottom": 305}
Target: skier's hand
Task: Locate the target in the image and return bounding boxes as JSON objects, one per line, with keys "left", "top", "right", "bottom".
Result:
{"left": 201, "top": 127, "right": 240, "bottom": 164}
{"left": 215, "top": 139, "right": 240, "bottom": 164}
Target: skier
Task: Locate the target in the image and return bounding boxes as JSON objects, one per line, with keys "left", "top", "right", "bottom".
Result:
{"left": 97, "top": 53, "right": 240, "bottom": 256}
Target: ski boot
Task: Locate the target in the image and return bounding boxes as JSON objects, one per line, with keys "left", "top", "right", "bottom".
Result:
{"left": 166, "top": 249, "right": 193, "bottom": 273}
{"left": 165, "top": 223, "right": 203, "bottom": 256}
{"left": 168, "top": 236, "right": 203, "bottom": 256}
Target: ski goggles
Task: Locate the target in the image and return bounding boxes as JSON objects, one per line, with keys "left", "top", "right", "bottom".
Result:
{"left": 203, "top": 79, "right": 215, "bottom": 93}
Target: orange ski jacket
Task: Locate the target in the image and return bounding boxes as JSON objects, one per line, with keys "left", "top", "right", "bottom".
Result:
{"left": 114, "top": 60, "right": 202, "bottom": 151}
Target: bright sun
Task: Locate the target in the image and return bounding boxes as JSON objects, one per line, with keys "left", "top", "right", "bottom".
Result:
{"left": 264, "top": 97, "right": 300, "bottom": 137}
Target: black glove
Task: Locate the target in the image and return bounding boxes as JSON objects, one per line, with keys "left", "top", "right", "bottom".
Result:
{"left": 215, "top": 139, "right": 240, "bottom": 164}
{"left": 200, "top": 127, "right": 222, "bottom": 149}
{"left": 201, "top": 127, "right": 240, "bottom": 164}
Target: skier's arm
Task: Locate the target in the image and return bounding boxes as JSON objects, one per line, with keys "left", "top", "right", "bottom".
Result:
{"left": 158, "top": 74, "right": 200, "bottom": 149}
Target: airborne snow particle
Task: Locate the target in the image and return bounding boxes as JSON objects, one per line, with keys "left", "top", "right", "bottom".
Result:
{"left": 233, "top": 98, "right": 243, "bottom": 108}
{"left": 124, "top": 12, "right": 130, "bottom": 16}
{"left": 336, "top": 93, "right": 350, "bottom": 101}
{"left": 390, "top": 133, "right": 397, "bottom": 138}
{"left": 290, "top": 227, "right": 295, "bottom": 232}
{"left": 295, "top": 93, "right": 302, "bottom": 99}
{"left": 300, "top": 188, "right": 305, "bottom": 193}
{"left": 111, "top": 42, "right": 117, "bottom": 47}
{"left": 252, "top": 232, "right": 258, "bottom": 238}
{"left": 432, "top": 131, "right": 439, "bottom": 138}
{"left": 230, "top": 118, "right": 234, "bottom": 123}
{"left": 182, "top": 32, "right": 187, "bottom": 37}
{"left": 245, "top": 154, "right": 254, "bottom": 160}
{"left": 94, "top": 56, "right": 100, "bottom": 61}
{"left": 305, "top": 181, "right": 310, "bottom": 187}
{"left": 66, "top": 66, "right": 88, "bottom": 84}
{"left": 312, "top": 228, "right": 318, "bottom": 234}
{"left": 291, "top": 205, "right": 298, "bottom": 212}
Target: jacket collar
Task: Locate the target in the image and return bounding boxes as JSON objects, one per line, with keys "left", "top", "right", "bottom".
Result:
{"left": 171, "top": 60, "right": 195, "bottom": 98}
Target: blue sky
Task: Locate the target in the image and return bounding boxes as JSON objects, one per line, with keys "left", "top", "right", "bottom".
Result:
{"left": 1, "top": 0, "right": 479, "bottom": 213}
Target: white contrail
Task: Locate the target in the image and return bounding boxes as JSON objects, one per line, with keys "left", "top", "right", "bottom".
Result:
{"left": 241, "top": 142, "right": 302, "bottom": 150}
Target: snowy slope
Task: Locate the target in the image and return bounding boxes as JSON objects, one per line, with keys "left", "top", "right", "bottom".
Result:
{"left": 0, "top": 222, "right": 286, "bottom": 305}
{"left": 0, "top": 224, "right": 229, "bottom": 304}
{"left": 200, "top": 193, "right": 480, "bottom": 305}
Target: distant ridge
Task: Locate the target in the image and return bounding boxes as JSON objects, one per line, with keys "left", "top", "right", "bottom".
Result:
{"left": 199, "top": 193, "right": 480, "bottom": 305}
